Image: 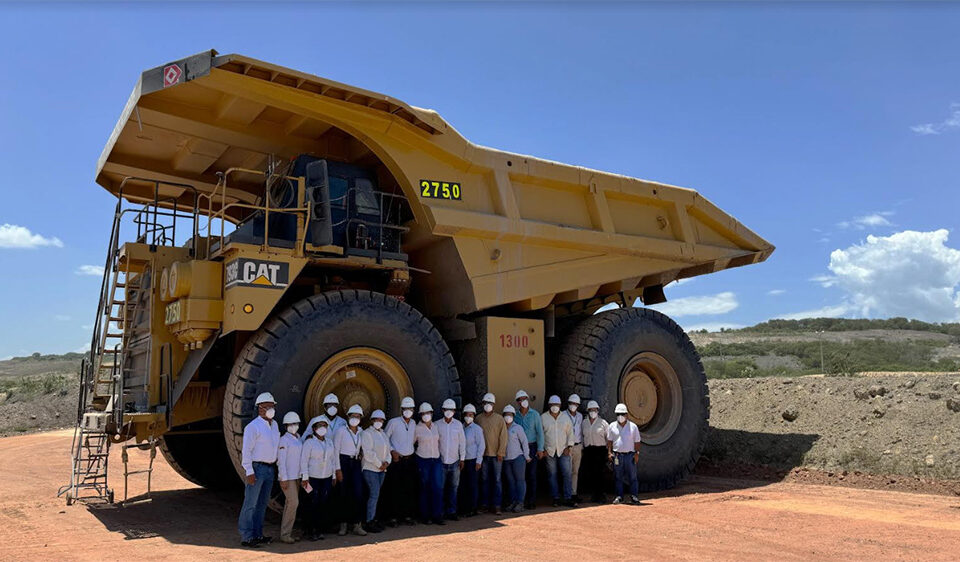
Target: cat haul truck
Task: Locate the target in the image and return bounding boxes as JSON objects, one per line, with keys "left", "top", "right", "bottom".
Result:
{"left": 60, "top": 50, "right": 773, "bottom": 504}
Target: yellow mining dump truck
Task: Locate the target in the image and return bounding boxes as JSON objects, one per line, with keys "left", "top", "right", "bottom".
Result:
{"left": 60, "top": 50, "right": 772, "bottom": 504}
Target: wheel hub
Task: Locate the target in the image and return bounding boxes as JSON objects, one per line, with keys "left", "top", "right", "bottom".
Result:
{"left": 304, "top": 347, "right": 413, "bottom": 422}
{"left": 619, "top": 352, "right": 683, "bottom": 446}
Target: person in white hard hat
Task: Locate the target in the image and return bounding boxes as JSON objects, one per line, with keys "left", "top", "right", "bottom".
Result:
{"left": 383, "top": 396, "right": 418, "bottom": 527}
{"left": 606, "top": 403, "right": 642, "bottom": 505}
{"left": 514, "top": 389, "right": 544, "bottom": 510}
{"left": 502, "top": 404, "right": 531, "bottom": 512}
{"left": 458, "top": 404, "right": 484, "bottom": 516}
{"left": 437, "top": 398, "right": 466, "bottom": 520}
{"left": 360, "top": 410, "right": 391, "bottom": 533}
{"left": 276, "top": 411, "right": 303, "bottom": 544}
{"left": 300, "top": 418, "right": 338, "bottom": 541}
{"left": 301, "top": 393, "right": 345, "bottom": 443}
{"left": 414, "top": 402, "right": 445, "bottom": 525}
{"left": 334, "top": 404, "right": 366, "bottom": 536}
{"left": 541, "top": 394, "right": 577, "bottom": 507}
{"left": 565, "top": 393, "right": 584, "bottom": 502}
{"left": 581, "top": 400, "right": 609, "bottom": 503}
{"left": 238, "top": 392, "right": 280, "bottom": 548}
{"left": 475, "top": 392, "right": 507, "bottom": 514}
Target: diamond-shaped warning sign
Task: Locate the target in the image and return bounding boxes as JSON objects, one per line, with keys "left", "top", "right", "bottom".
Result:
{"left": 163, "top": 64, "right": 183, "bottom": 88}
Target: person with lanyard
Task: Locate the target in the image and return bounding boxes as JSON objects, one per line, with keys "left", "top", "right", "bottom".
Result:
{"left": 565, "top": 393, "right": 584, "bottom": 503}
{"left": 475, "top": 392, "right": 507, "bottom": 515}
{"left": 360, "top": 409, "right": 391, "bottom": 534}
{"left": 276, "top": 411, "right": 303, "bottom": 544}
{"left": 541, "top": 394, "right": 577, "bottom": 507}
{"left": 300, "top": 418, "right": 339, "bottom": 541}
{"left": 514, "top": 389, "right": 544, "bottom": 510}
{"left": 334, "top": 404, "right": 367, "bottom": 536}
{"left": 606, "top": 403, "right": 642, "bottom": 505}
{"left": 436, "top": 398, "right": 466, "bottom": 521}
{"left": 384, "top": 396, "right": 418, "bottom": 527}
{"left": 501, "top": 404, "right": 531, "bottom": 513}
{"left": 414, "top": 402, "right": 445, "bottom": 525}
{"left": 580, "top": 400, "right": 610, "bottom": 504}
{"left": 301, "top": 393, "right": 346, "bottom": 443}
{"left": 238, "top": 392, "right": 280, "bottom": 548}
{"left": 458, "top": 403, "right": 484, "bottom": 517}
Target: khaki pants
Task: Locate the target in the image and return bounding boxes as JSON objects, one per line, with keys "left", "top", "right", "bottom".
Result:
{"left": 570, "top": 443, "right": 583, "bottom": 495}
{"left": 280, "top": 479, "right": 299, "bottom": 539}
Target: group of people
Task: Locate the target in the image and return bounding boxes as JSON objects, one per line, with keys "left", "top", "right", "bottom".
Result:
{"left": 237, "top": 389, "right": 643, "bottom": 548}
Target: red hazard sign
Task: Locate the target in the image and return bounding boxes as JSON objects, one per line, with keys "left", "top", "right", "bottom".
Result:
{"left": 163, "top": 64, "right": 183, "bottom": 88}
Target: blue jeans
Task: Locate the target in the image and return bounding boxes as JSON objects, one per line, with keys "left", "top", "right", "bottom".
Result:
{"left": 459, "top": 459, "right": 480, "bottom": 513}
{"left": 362, "top": 470, "right": 386, "bottom": 522}
{"left": 416, "top": 456, "right": 443, "bottom": 520}
{"left": 238, "top": 462, "right": 274, "bottom": 541}
{"left": 504, "top": 456, "right": 527, "bottom": 505}
{"left": 479, "top": 456, "right": 502, "bottom": 508}
{"left": 442, "top": 462, "right": 461, "bottom": 515}
{"left": 614, "top": 452, "right": 639, "bottom": 496}
{"left": 544, "top": 454, "right": 573, "bottom": 500}
{"left": 525, "top": 443, "right": 539, "bottom": 505}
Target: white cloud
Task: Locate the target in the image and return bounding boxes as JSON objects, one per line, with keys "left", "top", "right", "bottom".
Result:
{"left": 0, "top": 224, "right": 62, "bottom": 249}
{"left": 911, "top": 103, "right": 960, "bottom": 135}
{"left": 767, "top": 289, "right": 786, "bottom": 296}
{"left": 684, "top": 322, "right": 745, "bottom": 332}
{"left": 810, "top": 275, "right": 837, "bottom": 288}
{"left": 53, "top": 315, "right": 71, "bottom": 322}
{"left": 775, "top": 303, "right": 853, "bottom": 321}
{"left": 649, "top": 291, "right": 738, "bottom": 318}
{"left": 75, "top": 265, "right": 104, "bottom": 276}
{"left": 81, "top": 324, "right": 93, "bottom": 331}
{"left": 837, "top": 212, "right": 894, "bottom": 230}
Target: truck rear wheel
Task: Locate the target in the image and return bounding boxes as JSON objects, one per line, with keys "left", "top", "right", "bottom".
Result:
{"left": 555, "top": 307, "right": 709, "bottom": 491}
{"left": 222, "top": 290, "right": 460, "bottom": 479}
{"left": 159, "top": 422, "right": 240, "bottom": 490}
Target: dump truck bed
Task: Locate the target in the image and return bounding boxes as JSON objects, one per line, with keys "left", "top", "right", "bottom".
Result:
{"left": 95, "top": 50, "right": 773, "bottom": 317}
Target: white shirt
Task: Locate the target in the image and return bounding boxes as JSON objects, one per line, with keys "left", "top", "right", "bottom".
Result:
{"left": 463, "top": 422, "right": 485, "bottom": 462}
{"left": 414, "top": 422, "right": 441, "bottom": 459}
{"left": 565, "top": 410, "right": 583, "bottom": 443}
{"left": 437, "top": 418, "right": 466, "bottom": 464}
{"left": 541, "top": 411, "right": 575, "bottom": 457}
{"left": 301, "top": 414, "right": 346, "bottom": 442}
{"left": 334, "top": 426, "right": 363, "bottom": 458}
{"left": 277, "top": 432, "right": 303, "bottom": 481}
{"left": 241, "top": 416, "right": 280, "bottom": 476}
{"left": 361, "top": 428, "right": 392, "bottom": 472}
{"left": 582, "top": 416, "right": 610, "bottom": 448}
{"left": 300, "top": 436, "right": 339, "bottom": 479}
{"left": 385, "top": 416, "right": 417, "bottom": 456}
{"left": 607, "top": 420, "right": 642, "bottom": 453}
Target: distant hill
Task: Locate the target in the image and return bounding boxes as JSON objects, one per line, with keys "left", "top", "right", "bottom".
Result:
{"left": 716, "top": 317, "right": 960, "bottom": 337}
{"left": 0, "top": 353, "right": 83, "bottom": 378}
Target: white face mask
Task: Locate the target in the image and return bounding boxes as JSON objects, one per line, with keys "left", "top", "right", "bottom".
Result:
{"left": 483, "top": 403, "right": 493, "bottom": 413}
{"left": 348, "top": 417, "right": 360, "bottom": 427}
{"left": 568, "top": 404, "right": 578, "bottom": 413}
{"left": 464, "top": 415, "right": 474, "bottom": 425}
{"left": 373, "top": 420, "right": 383, "bottom": 430}
{"left": 588, "top": 411, "right": 598, "bottom": 420}
{"left": 287, "top": 424, "right": 299, "bottom": 434}
{"left": 443, "top": 410, "right": 454, "bottom": 419}
{"left": 421, "top": 413, "right": 432, "bottom": 423}
{"left": 402, "top": 409, "right": 414, "bottom": 419}
{"left": 519, "top": 399, "right": 529, "bottom": 409}
{"left": 617, "top": 415, "right": 627, "bottom": 424}
{"left": 264, "top": 407, "right": 276, "bottom": 420}
{"left": 503, "top": 415, "right": 514, "bottom": 424}
{"left": 549, "top": 405, "right": 560, "bottom": 414}
{"left": 315, "top": 426, "right": 328, "bottom": 437}
{"left": 326, "top": 406, "right": 338, "bottom": 417}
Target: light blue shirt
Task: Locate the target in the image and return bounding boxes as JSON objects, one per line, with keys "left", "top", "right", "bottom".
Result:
{"left": 463, "top": 421, "right": 485, "bottom": 461}
{"left": 505, "top": 423, "right": 530, "bottom": 461}
{"left": 517, "top": 408, "right": 545, "bottom": 452}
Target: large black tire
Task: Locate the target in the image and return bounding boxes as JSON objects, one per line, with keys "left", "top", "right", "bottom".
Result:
{"left": 555, "top": 307, "right": 709, "bottom": 491}
{"left": 159, "top": 421, "right": 240, "bottom": 490}
{"left": 222, "top": 289, "right": 460, "bottom": 478}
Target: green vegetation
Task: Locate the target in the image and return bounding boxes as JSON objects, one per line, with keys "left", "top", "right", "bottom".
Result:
{"left": 738, "top": 317, "right": 960, "bottom": 337}
{"left": 0, "top": 373, "right": 77, "bottom": 402}
{"left": 2, "top": 352, "right": 85, "bottom": 363}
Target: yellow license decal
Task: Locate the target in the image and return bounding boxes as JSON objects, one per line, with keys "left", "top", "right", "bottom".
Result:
{"left": 419, "top": 180, "right": 461, "bottom": 200}
{"left": 165, "top": 301, "right": 181, "bottom": 325}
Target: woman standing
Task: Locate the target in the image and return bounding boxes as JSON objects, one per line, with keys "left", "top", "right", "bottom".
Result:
{"left": 360, "top": 409, "right": 391, "bottom": 533}
{"left": 502, "top": 405, "right": 531, "bottom": 513}
{"left": 277, "top": 411, "right": 303, "bottom": 544}
{"left": 413, "top": 402, "right": 444, "bottom": 525}
{"left": 334, "top": 404, "right": 367, "bottom": 536}
{"left": 300, "top": 419, "right": 339, "bottom": 541}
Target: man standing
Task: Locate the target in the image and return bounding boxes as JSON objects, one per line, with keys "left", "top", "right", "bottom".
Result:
{"left": 276, "top": 411, "right": 303, "bottom": 544}
{"left": 514, "top": 390, "right": 544, "bottom": 510}
{"left": 302, "top": 393, "right": 345, "bottom": 443}
{"left": 459, "top": 404, "right": 484, "bottom": 517}
{"left": 565, "top": 394, "right": 584, "bottom": 502}
{"left": 475, "top": 392, "right": 507, "bottom": 515}
{"left": 607, "top": 403, "right": 642, "bottom": 505}
{"left": 541, "top": 395, "right": 576, "bottom": 507}
{"left": 414, "top": 402, "right": 444, "bottom": 525}
{"left": 334, "top": 404, "right": 367, "bottom": 536}
{"left": 360, "top": 409, "right": 391, "bottom": 533}
{"left": 581, "top": 400, "right": 609, "bottom": 503}
{"left": 384, "top": 396, "right": 418, "bottom": 526}
{"left": 238, "top": 392, "right": 280, "bottom": 548}
{"left": 437, "top": 398, "right": 466, "bottom": 521}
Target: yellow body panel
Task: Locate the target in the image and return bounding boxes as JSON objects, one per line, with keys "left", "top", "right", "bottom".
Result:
{"left": 484, "top": 317, "right": 546, "bottom": 413}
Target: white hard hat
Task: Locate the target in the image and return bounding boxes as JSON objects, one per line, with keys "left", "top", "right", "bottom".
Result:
{"left": 323, "top": 393, "right": 340, "bottom": 405}
{"left": 400, "top": 396, "right": 415, "bottom": 409}
{"left": 347, "top": 404, "right": 363, "bottom": 416}
{"left": 547, "top": 395, "right": 561, "bottom": 405}
{"left": 614, "top": 403, "right": 629, "bottom": 414}
{"left": 568, "top": 394, "right": 581, "bottom": 405}
{"left": 419, "top": 402, "right": 434, "bottom": 414}
{"left": 515, "top": 389, "right": 529, "bottom": 400}
{"left": 370, "top": 409, "right": 386, "bottom": 420}
{"left": 502, "top": 404, "right": 516, "bottom": 415}
{"left": 255, "top": 392, "right": 276, "bottom": 405}
{"left": 463, "top": 404, "right": 477, "bottom": 414}
{"left": 442, "top": 398, "right": 457, "bottom": 410}
{"left": 482, "top": 392, "right": 496, "bottom": 403}
{"left": 586, "top": 400, "right": 600, "bottom": 410}
{"left": 282, "top": 411, "right": 300, "bottom": 424}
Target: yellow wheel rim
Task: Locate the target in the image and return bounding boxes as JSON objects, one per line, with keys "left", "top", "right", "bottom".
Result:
{"left": 619, "top": 352, "right": 683, "bottom": 446}
{"left": 304, "top": 347, "right": 413, "bottom": 423}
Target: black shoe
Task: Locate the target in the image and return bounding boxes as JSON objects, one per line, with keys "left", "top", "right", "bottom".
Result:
{"left": 434, "top": 517, "right": 446, "bottom": 526}
{"left": 367, "top": 520, "right": 383, "bottom": 533}
{"left": 387, "top": 518, "right": 398, "bottom": 528}
{"left": 241, "top": 540, "right": 260, "bottom": 548}
{"left": 255, "top": 536, "right": 272, "bottom": 545}
{"left": 552, "top": 499, "right": 560, "bottom": 507}
{"left": 469, "top": 510, "right": 479, "bottom": 517}
{"left": 403, "top": 517, "right": 417, "bottom": 526}
{"left": 446, "top": 513, "right": 459, "bottom": 521}
{"left": 493, "top": 506, "right": 502, "bottom": 515}
{"left": 565, "top": 499, "right": 579, "bottom": 508}
{"left": 572, "top": 495, "right": 582, "bottom": 504}
{"left": 309, "top": 533, "right": 324, "bottom": 541}
{"left": 524, "top": 502, "right": 536, "bottom": 510}
{"left": 419, "top": 517, "right": 431, "bottom": 525}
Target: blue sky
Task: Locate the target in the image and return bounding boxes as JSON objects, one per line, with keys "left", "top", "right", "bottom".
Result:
{"left": 1, "top": 2, "right": 959, "bottom": 357}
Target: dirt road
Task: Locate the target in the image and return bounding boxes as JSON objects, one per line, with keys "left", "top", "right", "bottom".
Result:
{"left": 3, "top": 431, "right": 959, "bottom": 561}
